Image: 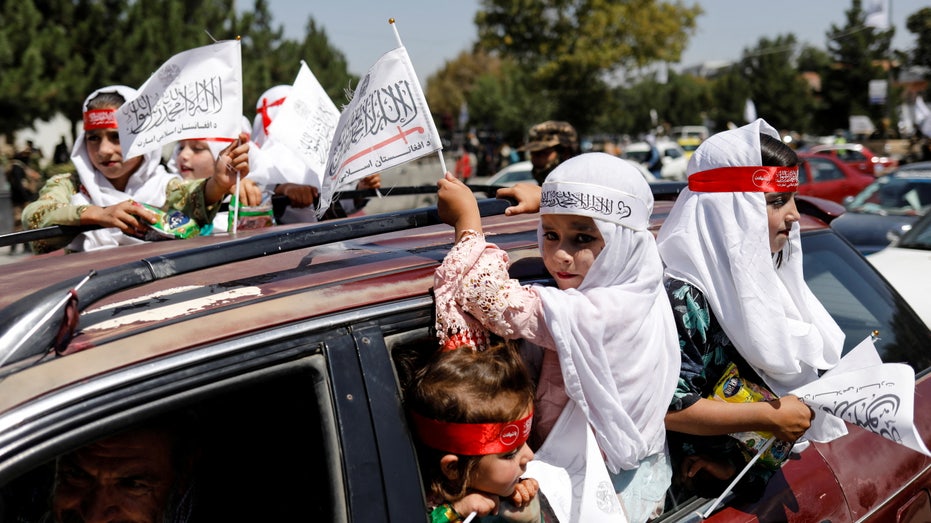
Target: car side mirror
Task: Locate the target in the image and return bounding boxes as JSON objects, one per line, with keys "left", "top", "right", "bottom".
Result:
{"left": 886, "top": 223, "right": 912, "bottom": 245}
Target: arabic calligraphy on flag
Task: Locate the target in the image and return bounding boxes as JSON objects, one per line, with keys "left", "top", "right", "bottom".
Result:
{"left": 317, "top": 45, "right": 442, "bottom": 216}
{"left": 266, "top": 61, "right": 339, "bottom": 188}
{"left": 116, "top": 40, "right": 243, "bottom": 159}
{"left": 791, "top": 336, "right": 931, "bottom": 457}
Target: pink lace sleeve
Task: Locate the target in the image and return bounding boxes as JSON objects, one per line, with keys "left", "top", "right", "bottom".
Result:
{"left": 434, "top": 230, "right": 553, "bottom": 349}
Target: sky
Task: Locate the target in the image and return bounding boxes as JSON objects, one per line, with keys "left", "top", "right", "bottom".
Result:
{"left": 261, "top": 0, "right": 927, "bottom": 79}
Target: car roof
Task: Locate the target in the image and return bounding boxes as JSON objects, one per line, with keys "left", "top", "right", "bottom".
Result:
{"left": 0, "top": 193, "right": 837, "bottom": 388}
{"left": 809, "top": 143, "right": 868, "bottom": 152}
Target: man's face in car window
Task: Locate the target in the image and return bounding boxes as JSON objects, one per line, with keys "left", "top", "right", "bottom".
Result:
{"left": 52, "top": 427, "right": 178, "bottom": 523}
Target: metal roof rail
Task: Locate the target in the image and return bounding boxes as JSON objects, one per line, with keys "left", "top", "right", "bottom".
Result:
{"left": 0, "top": 198, "right": 511, "bottom": 369}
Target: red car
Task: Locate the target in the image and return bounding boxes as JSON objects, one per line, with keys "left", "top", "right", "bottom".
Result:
{"left": 797, "top": 152, "right": 876, "bottom": 203}
{"left": 808, "top": 142, "right": 899, "bottom": 176}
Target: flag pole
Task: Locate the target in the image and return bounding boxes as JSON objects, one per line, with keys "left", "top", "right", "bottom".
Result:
{"left": 389, "top": 18, "right": 449, "bottom": 175}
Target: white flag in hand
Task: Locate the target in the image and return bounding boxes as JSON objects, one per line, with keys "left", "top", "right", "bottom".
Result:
{"left": 117, "top": 40, "right": 243, "bottom": 159}
{"left": 267, "top": 61, "right": 340, "bottom": 188}
{"left": 318, "top": 45, "right": 442, "bottom": 216}
{"left": 791, "top": 336, "right": 931, "bottom": 457}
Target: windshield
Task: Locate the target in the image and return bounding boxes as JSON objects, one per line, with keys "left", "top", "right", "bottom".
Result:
{"left": 846, "top": 176, "right": 931, "bottom": 216}
{"left": 897, "top": 214, "right": 931, "bottom": 250}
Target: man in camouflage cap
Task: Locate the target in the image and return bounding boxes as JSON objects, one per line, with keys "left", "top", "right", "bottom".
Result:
{"left": 518, "top": 120, "right": 580, "bottom": 184}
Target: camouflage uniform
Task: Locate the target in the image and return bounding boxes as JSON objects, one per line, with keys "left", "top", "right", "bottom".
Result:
{"left": 518, "top": 121, "right": 580, "bottom": 184}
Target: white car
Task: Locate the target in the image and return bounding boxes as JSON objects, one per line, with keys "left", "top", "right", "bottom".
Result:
{"left": 867, "top": 211, "right": 931, "bottom": 329}
{"left": 621, "top": 140, "right": 688, "bottom": 181}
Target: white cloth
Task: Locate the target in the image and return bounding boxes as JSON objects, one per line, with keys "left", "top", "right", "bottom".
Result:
{"left": 534, "top": 153, "right": 681, "bottom": 473}
{"left": 655, "top": 119, "right": 847, "bottom": 442}
{"left": 68, "top": 85, "right": 181, "bottom": 252}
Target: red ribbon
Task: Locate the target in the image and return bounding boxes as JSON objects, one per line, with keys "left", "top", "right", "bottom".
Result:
{"left": 83, "top": 109, "right": 118, "bottom": 130}
{"left": 688, "top": 166, "right": 799, "bottom": 193}
{"left": 409, "top": 410, "right": 532, "bottom": 455}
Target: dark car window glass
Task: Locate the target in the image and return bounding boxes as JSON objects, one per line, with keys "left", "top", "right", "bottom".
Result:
{"left": 0, "top": 358, "right": 342, "bottom": 522}
{"left": 799, "top": 162, "right": 811, "bottom": 185}
{"left": 898, "top": 213, "right": 931, "bottom": 249}
{"left": 809, "top": 157, "right": 844, "bottom": 182}
{"left": 801, "top": 230, "right": 931, "bottom": 370}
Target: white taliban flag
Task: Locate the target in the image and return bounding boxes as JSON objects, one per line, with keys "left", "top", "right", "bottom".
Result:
{"left": 915, "top": 96, "right": 931, "bottom": 138}
{"left": 791, "top": 336, "right": 931, "bottom": 457}
{"left": 744, "top": 99, "right": 758, "bottom": 124}
{"left": 267, "top": 61, "right": 340, "bottom": 188}
{"left": 117, "top": 39, "right": 243, "bottom": 159}
{"left": 317, "top": 45, "right": 442, "bottom": 216}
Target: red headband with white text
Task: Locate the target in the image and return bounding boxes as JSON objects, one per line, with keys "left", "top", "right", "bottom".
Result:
{"left": 688, "top": 166, "right": 799, "bottom": 193}
{"left": 83, "top": 109, "right": 118, "bottom": 131}
{"left": 409, "top": 410, "right": 532, "bottom": 455}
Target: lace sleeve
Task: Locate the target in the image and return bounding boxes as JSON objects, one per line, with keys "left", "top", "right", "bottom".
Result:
{"left": 434, "top": 230, "right": 553, "bottom": 349}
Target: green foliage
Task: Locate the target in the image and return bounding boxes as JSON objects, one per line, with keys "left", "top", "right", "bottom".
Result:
{"left": 820, "top": 0, "right": 894, "bottom": 134}
{"left": 906, "top": 7, "right": 931, "bottom": 70}
{"left": 475, "top": 0, "right": 702, "bottom": 133}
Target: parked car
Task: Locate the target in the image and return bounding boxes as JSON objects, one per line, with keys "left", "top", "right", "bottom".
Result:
{"left": 867, "top": 210, "right": 931, "bottom": 329}
{"left": 808, "top": 142, "right": 899, "bottom": 176}
{"left": 468, "top": 159, "right": 656, "bottom": 197}
{"left": 0, "top": 191, "right": 928, "bottom": 522}
{"left": 830, "top": 164, "right": 931, "bottom": 254}
{"left": 621, "top": 140, "right": 689, "bottom": 181}
{"left": 796, "top": 152, "right": 876, "bottom": 203}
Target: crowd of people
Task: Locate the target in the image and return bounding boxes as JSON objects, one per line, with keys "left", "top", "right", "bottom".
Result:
{"left": 3, "top": 83, "right": 845, "bottom": 521}
{"left": 4, "top": 83, "right": 382, "bottom": 256}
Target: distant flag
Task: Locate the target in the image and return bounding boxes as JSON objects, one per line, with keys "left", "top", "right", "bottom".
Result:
{"left": 915, "top": 96, "right": 931, "bottom": 137}
{"left": 864, "top": 0, "right": 890, "bottom": 30}
{"left": 116, "top": 40, "right": 242, "bottom": 159}
{"left": 317, "top": 27, "right": 442, "bottom": 217}
{"left": 266, "top": 61, "right": 340, "bottom": 188}
{"left": 743, "top": 99, "right": 758, "bottom": 124}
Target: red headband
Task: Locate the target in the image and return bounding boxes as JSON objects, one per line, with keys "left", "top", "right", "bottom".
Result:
{"left": 409, "top": 410, "right": 532, "bottom": 455}
{"left": 688, "top": 166, "right": 799, "bottom": 193}
{"left": 83, "top": 109, "right": 118, "bottom": 130}
{"left": 257, "top": 96, "right": 287, "bottom": 137}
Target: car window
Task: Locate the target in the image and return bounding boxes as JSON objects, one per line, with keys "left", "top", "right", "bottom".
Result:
{"left": 0, "top": 357, "right": 344, "bottom": 522}
{"left": 664, "top": 148, "right": 683, "bottom": 160}
{"left": 807, "top": 157, "right": 845, "bottom": 182}
{"left": 801, "top": 230, "right": 931, "bottom": 369}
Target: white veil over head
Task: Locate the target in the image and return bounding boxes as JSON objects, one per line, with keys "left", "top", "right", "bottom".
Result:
{"left": 655, "top": 119, "right": 846, "bottom": 441}
{"left": 69, "top": 85, "right": 178, "bottom": 251}
{"left": 535, "top": 152, "right": 681, "bottom": 472}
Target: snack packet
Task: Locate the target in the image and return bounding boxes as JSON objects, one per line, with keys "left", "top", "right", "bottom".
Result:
{"left": 709, "top": 363, "right": 793, "bottom": 470}
{"left": 133, "top": 202, "right": 200, "bottom": 241}
{"left": 227, "top": 195, "right": 276, "bottom": 231}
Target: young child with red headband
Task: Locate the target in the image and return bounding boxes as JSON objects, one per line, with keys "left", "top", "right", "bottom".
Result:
{"left": 23, "top": 85, "right": 250, "bottom": 253}
{"left": 656, "top": 119, "right": 846, "bottom": 502}
{"left": 404, "top": 338, "right": 541, "bottom": 522}
{"left": 436, "top": 152, "right": 680, "bottom": 522}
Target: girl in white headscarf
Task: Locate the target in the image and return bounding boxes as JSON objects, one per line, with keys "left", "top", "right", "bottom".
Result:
{"left": 436, "top": 152, "right": 681, "bottom": 522}
{"left": 22, "top": 85, "right": 250, "bottom": 253}
{"left": 656, "top": 119, "right": 845, "bottom": 501}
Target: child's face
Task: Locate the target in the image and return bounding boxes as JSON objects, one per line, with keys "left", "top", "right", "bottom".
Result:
{"left": 540, "top": 214, "right": 606, "bottom": 290}
{"left": 470, "top": 442, "right": 534, "bottom": 498}
{"left": 175, "top": 140, "right": 215, "bottom": 180}
{"left": 766, "top": 192, "right": 799, "bottom": 253}
{"left": 85, "top": 128, "right": 142, "bottom": 187}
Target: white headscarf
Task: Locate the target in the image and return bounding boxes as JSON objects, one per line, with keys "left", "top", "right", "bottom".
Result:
{"left": 69, "top": 85, "right": 180, "bottom": 251}
{"left": 655, "top": 119, "right": 846, "bottom": 440}
{"left": 535, "top": 152, "right": 681, "bottom": 472}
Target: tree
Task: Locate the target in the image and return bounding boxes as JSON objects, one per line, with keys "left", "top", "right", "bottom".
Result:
{"left": 820, "top": 0, "right": 894, "bottom": 135}
{"left": 905, "top": 7, "right": 931, "bottom": 72}
{"left": 474, "top": 0, "right": 702, "bottom": 133}
{"left": 733, "top": 35, "right": 819, "bottom": 133}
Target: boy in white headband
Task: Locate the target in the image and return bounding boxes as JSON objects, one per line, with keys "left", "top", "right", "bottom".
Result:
{"left": 436, "top": 152, "right": 681, "bottom": 522}
{"left": 656, "top": 119, "right": 845, "bottom": 501}
{"left": 23, "top": 85, "right": 250, "bottom": 253}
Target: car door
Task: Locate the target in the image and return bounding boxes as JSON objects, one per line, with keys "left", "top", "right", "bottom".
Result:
{"left": 0, "top": 300, "right": 431, "bottom": 522}
{"left": 798, "top": 156, "right": 849, "bottom": 201}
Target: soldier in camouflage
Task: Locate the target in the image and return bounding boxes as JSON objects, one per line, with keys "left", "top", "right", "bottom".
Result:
{"left": 518, "top": 121, "right": 580, "bottom": 184}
